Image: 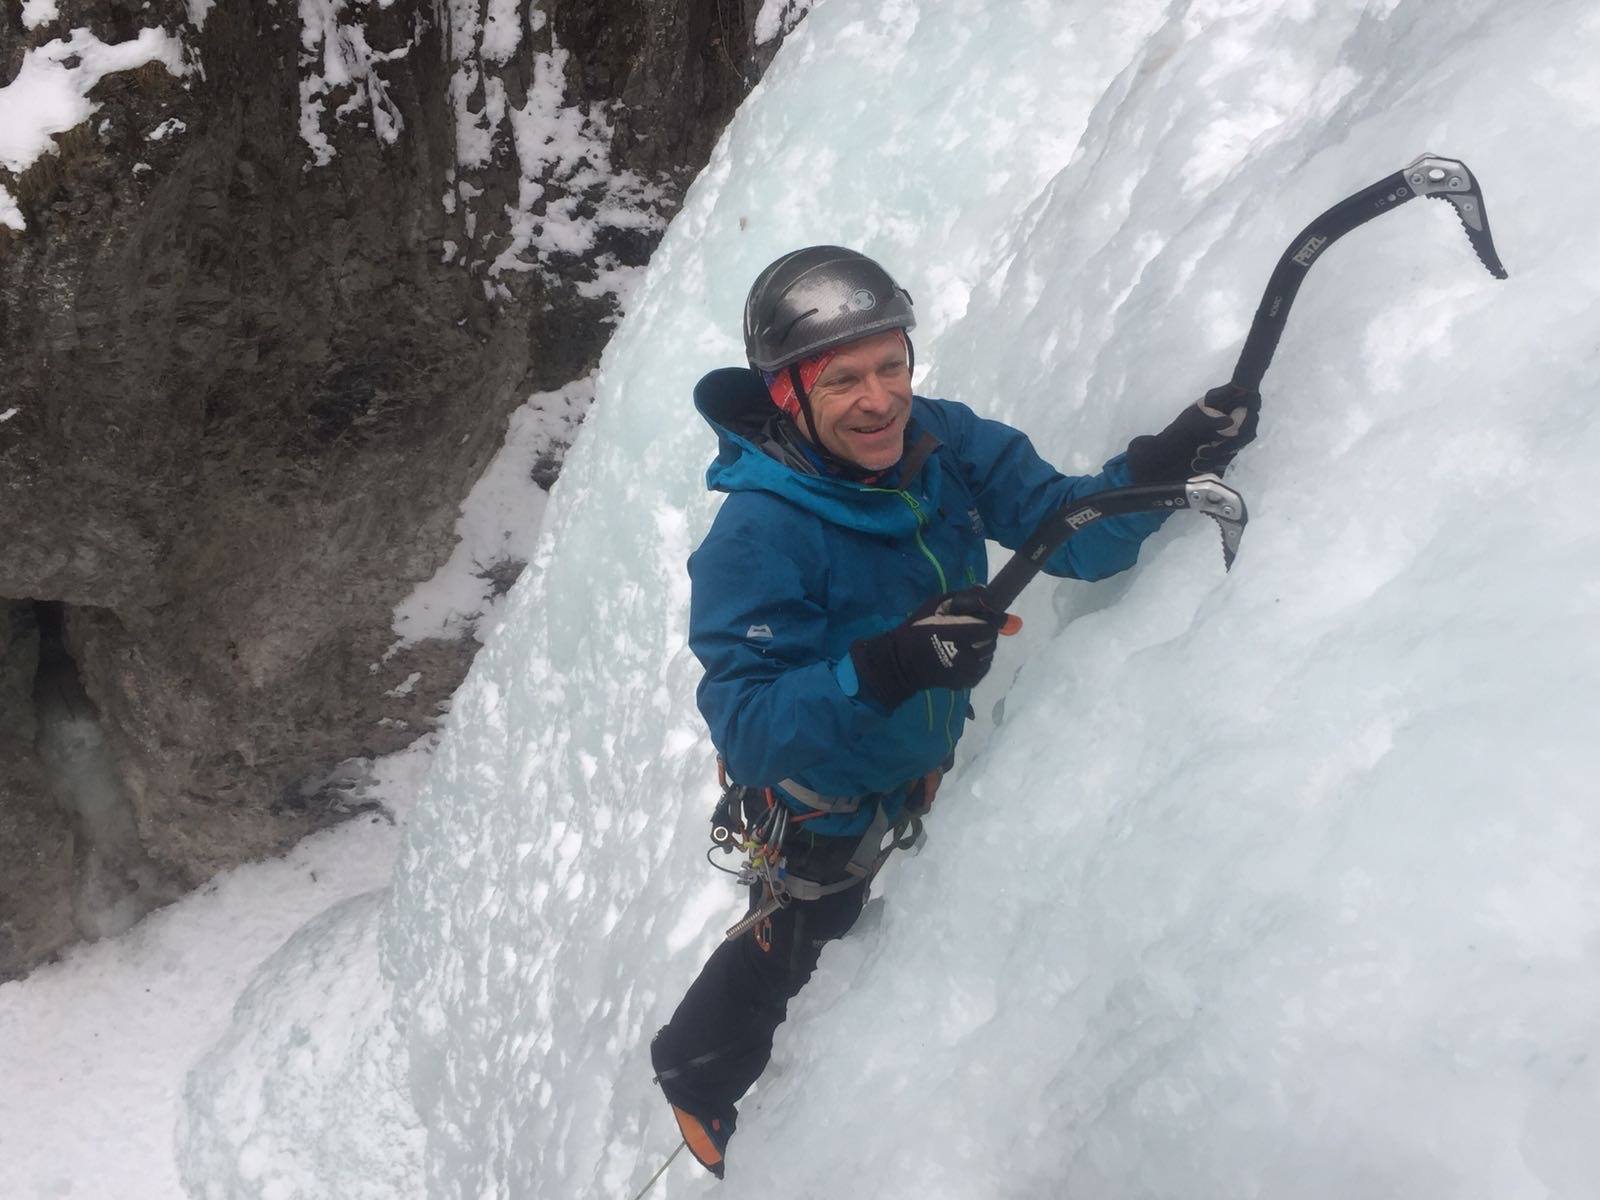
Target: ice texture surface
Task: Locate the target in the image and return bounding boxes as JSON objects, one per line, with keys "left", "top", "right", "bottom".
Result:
{"left": 181, "top": 892, "right": 425, "bottom": 1200}
{"left": 186, "top": 0, "right": 1600, "bottom": 1197}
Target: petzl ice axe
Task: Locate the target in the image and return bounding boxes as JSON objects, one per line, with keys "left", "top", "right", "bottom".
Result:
{"left": 1229, "top": 152, "right": 1507, "bottom": 393}
{"left": 984, "top": 152, "right": 1507, "bottom": 603}
{"left": 984, "top": 474, "right": 1246, "bottom": 608}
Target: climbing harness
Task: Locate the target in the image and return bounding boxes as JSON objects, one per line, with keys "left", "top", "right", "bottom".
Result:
{"left": 708, "top": 760, "right": 938, "bottom": 942}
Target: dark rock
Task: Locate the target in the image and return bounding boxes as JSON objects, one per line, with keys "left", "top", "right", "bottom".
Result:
{"left": 1, "top": 602, "right": 76, "bottom": 979}
{"left": 0, "top": 0, "right": 785, "bottom": 978}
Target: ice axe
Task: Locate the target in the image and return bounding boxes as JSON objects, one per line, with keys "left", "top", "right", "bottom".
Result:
{"left": 1229, "top": 151, "right": 1507, "bottom": 393}
{"left": 983, "top": 152, "right": 1506, "bottom": 605}
{"left": 984, "top": 474, "right": 1246, "bottom": 609}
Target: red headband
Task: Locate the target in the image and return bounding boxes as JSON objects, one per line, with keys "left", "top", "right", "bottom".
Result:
{"left": 764, "top": 349, "right": 839, "bottom": 420}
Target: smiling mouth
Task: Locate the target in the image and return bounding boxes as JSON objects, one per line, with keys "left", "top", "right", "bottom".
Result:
{"left": 852, "top": 419, "right": 894, "bottom": 435}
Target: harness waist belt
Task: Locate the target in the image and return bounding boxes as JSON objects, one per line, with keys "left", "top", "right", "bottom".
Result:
{"left": 776, "top": 777, "right": 863, "bottom": 814}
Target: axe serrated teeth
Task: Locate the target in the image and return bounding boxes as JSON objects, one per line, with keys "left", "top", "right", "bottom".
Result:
{"left": 1208, "top": 515, "right": 1242, "bottom": 572}
{"left": 1461, "top": 221, "right": 1509, "bottom": 280}
{"left": 1471, "top": 244, "right": 1509, "bottom": 281}
{"left": 1474, "top": 249, "right": 1509, "bottom": 280}
{"left": 1429, "top": 190, "right": 1509, "bottom": 280}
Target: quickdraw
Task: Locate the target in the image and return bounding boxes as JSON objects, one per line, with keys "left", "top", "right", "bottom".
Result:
{"left": 709, "top": 762, "right": 934, "bottom": 942}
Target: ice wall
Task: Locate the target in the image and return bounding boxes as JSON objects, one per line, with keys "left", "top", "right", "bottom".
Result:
{"left": 380, "top": 5, "right": 1184, "bottom": 1193}
{"left": 185, "top": 0, "right": 1600, "bottom": 1197}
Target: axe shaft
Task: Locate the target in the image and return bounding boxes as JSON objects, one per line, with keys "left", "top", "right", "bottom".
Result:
{"left": 1230, "top": 153, "right": 1506, "bottom": 395}
{"left": 1231, "top": 169, "right": 1413, "bottom": 393}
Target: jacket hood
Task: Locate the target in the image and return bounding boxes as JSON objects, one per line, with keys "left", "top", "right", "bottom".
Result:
{"left": 693, "top": 367, "right": 944, "bottom": 537}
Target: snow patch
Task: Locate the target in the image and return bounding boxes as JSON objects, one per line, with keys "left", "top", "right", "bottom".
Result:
{"left": 0, "top": 736, "right": 427, "bottom": 1200}
{"left": 0, "top": 27, "right": 188, "bottom": 231}
{"left": 20, "top": 0, "right": 59, "bottom": 30}
{"left": 492, "top": 44, "right": 667, "bottom": 286}
{"left": 146, "top": 116, "right": 187, "bottom": 140}
{"left": 297, "top": 0, "right": 412, "bottom": 167}
{"left": 385, "top": 671, "right": 422, "bottom": 698}
{"left": 179, "top": 892, "right": 425, "bottom": 1200}
{"left": 440, "top": 0, "right": 668, "bottom": 306}
{"left": 479, "top": 0, "right": 523, "bottom": 63}
{"left": 389, "top": 373, "right": 593, "bottom": 646}
{"left": 755, "top": 0, "right": 813, "bottom": 44}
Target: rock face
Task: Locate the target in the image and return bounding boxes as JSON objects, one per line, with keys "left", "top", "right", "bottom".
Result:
{"left": 0, "top": 602, "right": 76, "bottom": 971}
{"left": 0, "top": 0, "right": 781, "bottom": 979}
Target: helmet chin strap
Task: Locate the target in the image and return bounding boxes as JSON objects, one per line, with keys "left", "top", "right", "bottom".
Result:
{"left": 787, "top": 363, "right": 823, "bottom": 447}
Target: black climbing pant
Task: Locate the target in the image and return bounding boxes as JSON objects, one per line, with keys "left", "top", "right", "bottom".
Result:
{"left": 650, "top": 831, "right": 870, "bottom": 1119}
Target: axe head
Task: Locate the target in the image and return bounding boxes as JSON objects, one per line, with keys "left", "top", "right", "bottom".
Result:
{"left": 1402, "top": 153, "right": 1508, "bottom": 279}
{"left": 1184, "top": 474, "right": 1248, "bottom": 571}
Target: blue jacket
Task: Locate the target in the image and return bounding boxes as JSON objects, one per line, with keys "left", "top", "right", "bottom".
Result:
{"left": 688, "top": 368, "right": 1166, "bottom": 836}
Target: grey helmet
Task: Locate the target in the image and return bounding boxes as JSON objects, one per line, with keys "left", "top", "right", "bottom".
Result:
{"left": 742, "top": 245, "right": 916, "bottom": 372}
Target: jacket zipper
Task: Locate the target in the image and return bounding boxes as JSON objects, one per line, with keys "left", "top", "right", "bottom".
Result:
{"left": 899, "top": 490, "right": 947, "bottom": 591}
{"left": 897, "top": 489, "right": 951, "bottom": 737}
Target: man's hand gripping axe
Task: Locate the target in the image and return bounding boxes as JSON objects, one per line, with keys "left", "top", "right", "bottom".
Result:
{"left": 985, "top": 152, "right": 1507, "bottom": 604}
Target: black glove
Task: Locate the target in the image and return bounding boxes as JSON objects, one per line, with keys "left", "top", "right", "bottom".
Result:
{"left": 848, "top": 588, "right": 1020, "bottom": 711}
{"left": 1125, "top": 384, "right": 1261, "bottom": 483}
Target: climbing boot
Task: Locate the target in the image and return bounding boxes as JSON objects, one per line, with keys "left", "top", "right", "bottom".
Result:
{"left": 669, "top": 1103, "right": 735, "bottom": 1179}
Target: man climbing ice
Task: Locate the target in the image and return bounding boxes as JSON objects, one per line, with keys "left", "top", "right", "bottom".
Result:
{"left": 650, "top": 245, "right": 1259, "bottom": 1177}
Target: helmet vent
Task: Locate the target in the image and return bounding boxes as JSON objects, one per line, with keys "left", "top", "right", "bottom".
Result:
{"left": 776, "top": 307, "right": 820, "bottom": 346}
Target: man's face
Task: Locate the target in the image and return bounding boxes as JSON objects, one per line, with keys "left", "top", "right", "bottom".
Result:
{"left": 803, "top": 330, "right": 913, "bottom": 471}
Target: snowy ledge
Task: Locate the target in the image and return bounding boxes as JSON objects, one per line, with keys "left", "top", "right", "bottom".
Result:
{"left": 387, "top": 373, "right": 592, "bottom": 649}
{"left": 0, "top": 26, "right": 189, "bottom": 232}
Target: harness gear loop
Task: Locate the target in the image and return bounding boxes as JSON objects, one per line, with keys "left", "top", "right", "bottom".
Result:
{"left": 715, "top": 765, "right": 943, "bottom": 941}
{"left": 891, "top": 813, "right": 923, "bottom": 851}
